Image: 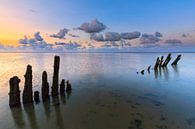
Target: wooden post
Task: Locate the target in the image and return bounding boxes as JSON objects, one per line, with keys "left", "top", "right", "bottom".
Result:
{"left": 42, "top": 71, "right": 49, "bottom": 101}
{"left": 147, "top": 65, "right": 151, "bottom": 72}
{"left": 154, "top": 57, "right": 160, "bottom": 70}
{"left": 34, "top": 91, "right": 40, "bottom": 103}
{"left": 66, "top": 80, "right": 72, "bottom": 92}
{"left": 51, "top": 56, "right": 60, "bottom": 97}
{"left": 22, "top": 65, "right": 33, "bottom": 104}
{"left": 171, "top": 55, "right": 182, "bottom": 65}
{"left": 9, "top": 76, "right": 21, "bottom": 107}
{"left": 162, "top": 53, "right": 171, "bottom": 67}
{"left": 159, "top": 56, "right": 164, "bottom": 67}
{"left": 60, "top": 79, "right": 65, "bottom": 96}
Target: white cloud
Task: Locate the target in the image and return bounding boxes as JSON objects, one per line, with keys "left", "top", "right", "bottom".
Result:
{"left": 18, "top": 32, "right": 53, "bottom": 51}
{"left": 120, "top": 32, "right": 141, "bottom": 40}
{"left": 50, "top": 28, "right": 69, "bottom": 39}
{"left": 105, "top": 32, "right": 121, "bottom": 41}
{"left": 55, "top": 41, "right": 82, "bottom": 50}
{"left": 140, "top": 33, "right": 161, "bottom": 44}
{"left": 34, "top": 32, "right": 43, "bottom": 41}
{"left": 155, "top": 32, "right": 163, "bottom": 37}
{"left": 90, "top": 33, "right": 104, "bottom": 41}
{"left": 78, "top": 19, "right": 106, "bottom": 33}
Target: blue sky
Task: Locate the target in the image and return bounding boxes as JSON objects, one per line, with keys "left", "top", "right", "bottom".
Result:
{"left": 0, "top": 0, "right": 195, "bottom": 52}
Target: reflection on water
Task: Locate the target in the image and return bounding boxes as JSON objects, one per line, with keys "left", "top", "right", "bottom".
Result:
{"left": 11, "top": 106, "right": 25, "bottom": 128}
{"left": 0, "top": 53, "right": 195, "bottom": 129}
{"left": 23, "top": 104, "right": 38, "bottom": 129}
{"left": 43, "top": 99, "right": 51, "bottom": 120}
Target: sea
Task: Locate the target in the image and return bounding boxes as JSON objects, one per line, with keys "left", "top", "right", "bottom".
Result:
{"left": 0, "top": 52, "right": 195, "bottom": 129}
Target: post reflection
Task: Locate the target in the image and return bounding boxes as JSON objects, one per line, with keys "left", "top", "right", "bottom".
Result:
{"left": 11, "top": 106, "right": 25, "bottom": 129}
{"left": 162, "top": 67, "right": 169, "bottom": 81}
{"left": 66, "top": 90, "right": 72, "bottom": 100}
{"left": 43, "top": 99, "right": 51, "bottom": 120}
{"left": 172, "top": 65, "right": 179, "bottom": 74}
{"left": 52, "top": 96, "right": 65, "bottom": 129}
{"left": 60, "top": 94, "right": 66, "bottom": 105}
{"left": 23, "top": 104, "right": 39, "bottom": 129}
{"left": 154, "top": 67, "right": 170, "bottom": 80}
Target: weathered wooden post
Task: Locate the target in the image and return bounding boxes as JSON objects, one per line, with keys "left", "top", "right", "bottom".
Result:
{"left": 141, "top": 70, "right": 144, "bottom": 75}
{"left": 154, "top": 57, "right": 160, "bottom": 70}
{"left": 66, "top": 80, "right": 72, "bottom": 91}
{"left": 60, "top": 79, "right": 65, "bottom": 96}
{"left": 42, "top": 71, "right": 49, "bottom": 101}
{"left": 34, "top": 91, "right": 40, "bottom": 103}
{"left": 51, "top": 56, "right": 60, "bottom": 97}
{"left": 9, "top": 76, "right": 21, "bottom": 107}
{"left": 22, "top": 65, "right": 33, "bottom": 104}
{"left": 147, "top": 65, "right": 151, "bottom": 72}
{"left": 171, "top": 55, "right": 182, "bottom": 65}
{"left": 159, "top": 56, "right": 164, "bottom": 67}
{"left": 162, "top": 53, "right": 171, "bottom": 67}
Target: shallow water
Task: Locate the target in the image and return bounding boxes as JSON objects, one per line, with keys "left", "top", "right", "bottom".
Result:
{"left": 0, "top": 53, "right": 195, "bottom": 129}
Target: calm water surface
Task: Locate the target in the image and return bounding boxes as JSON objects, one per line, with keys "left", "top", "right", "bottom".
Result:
{"left": 0, "top": 53, "right": 195, "bottom": 129}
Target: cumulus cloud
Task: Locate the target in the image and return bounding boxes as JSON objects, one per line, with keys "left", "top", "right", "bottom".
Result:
{"left": 140, "top": 33, "right": 161, "bottom": 44}
{"left": 90, "top": 31, "right": 141, "bottom": 42}
{"left": 78, "top": 19, "right": 106, "bottom": 33}
{"left": 164, "top": 39, "right": 182, "bottom": 46}
{"left": 90, "top": 33, "right": 105, "bottom": 41}
{"left": 105, "top": 32, "right": 121, "bottom": 41}
{"left": 120, "top": 32, "right": 141, "bottom": 40}
{"left": 90, "top": 32, "right": 122, "bottom": 42}
{"left": 19, "top": 36, "right": 29, "bottom": 45}
{"left": 19, "top": 32, "right": 53, "bottom": 51}
{"left": 34, "top": 32, "right": 43, "bottom": 41}
{"left": 55, "top": 41, "right": 82, "bottom": 49}
{"left": 50, "top": 28, "right": 69, "bottom": 39}
{"left": 155, "top": 32, "right": 163, "bottom": 37}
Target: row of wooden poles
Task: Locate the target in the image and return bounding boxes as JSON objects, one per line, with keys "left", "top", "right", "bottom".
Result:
{"left": 140, "top": 53, "right": 181, "bottom": 74}
{"left": 8, "top": 56, "right": 72, "bottom": 107}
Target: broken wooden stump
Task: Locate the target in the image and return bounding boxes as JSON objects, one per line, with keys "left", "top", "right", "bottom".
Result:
{"left": 22, "top": 65, "right": 33, "bottom": 104}
{"left": 60, "top": 79, "right": 65, "bottom": 96}
{"left": 34, "top": 91, "right": 40, "bottom": 103}
{"left": 171, "top": 55, "right": 182, "bottom": 65}
{"left": 42, "top": 71, "right": 49, "bottom": 101}
{"left": 159, "top": 56, "right": 164, "bottom": 67}
{"left": 9, "top": 76, "right": 21, "bottom": 107}
{"left": 141, "top": 70, "right": 144, "bottom": 75}
{"left": 147, "top": 65, "right": 151, "bottom": 72}
{"left": 51, "top": 56, "right": 60, "bottom": 97}
{"left": 66, "top": 80, "right": 72, "bottom": 92}
{"left": 154, "top": 57, "right": 160, "bottom": 70}
{"left": 162, "top": 53, "right": 171, "bottom": 67}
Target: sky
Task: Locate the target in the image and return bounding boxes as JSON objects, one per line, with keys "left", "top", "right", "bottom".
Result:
{"left": 0, "top": 0, "right": 195, "bottom": 52}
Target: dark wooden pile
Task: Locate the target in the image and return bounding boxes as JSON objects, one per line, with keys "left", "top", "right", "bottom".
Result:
{"left": 138, "top": 53, "right": 182, "bottom": 75}
{"left": 9, "top": 56, "right": 72, "bottom": 108}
